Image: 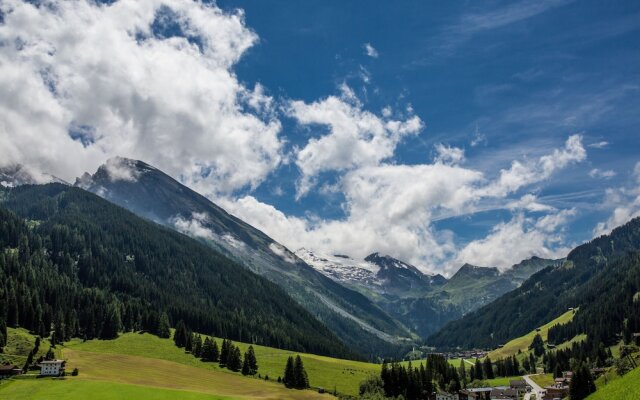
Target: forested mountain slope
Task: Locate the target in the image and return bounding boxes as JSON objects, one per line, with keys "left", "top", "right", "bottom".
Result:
{"left": 0, "top": 184, "right": 354, "bottom": 359}
{"left": 428, "top": 217, "right": 640, "bottom": 350}
{"left": 76, "top": 158, "right": 413, "bottom": 358}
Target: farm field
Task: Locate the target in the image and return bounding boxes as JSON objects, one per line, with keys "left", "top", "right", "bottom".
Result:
{"left": 63, "top": 332, "right": 379, "bottom": 396}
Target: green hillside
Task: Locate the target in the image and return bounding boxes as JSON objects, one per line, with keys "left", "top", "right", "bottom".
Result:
{"left": 0, "top": 184, "right": 352, "bottom": 359}
{"left": 587, "top": 366, "right": 640, "bottom": 400}
{"left": 488, "top": 309, "right": 576, "bottom": 359}
{"left": 63, "top": 331, "right": 379, "bottom": 396}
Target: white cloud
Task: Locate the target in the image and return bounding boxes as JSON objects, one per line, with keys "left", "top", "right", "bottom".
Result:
{"left": 171, "top": 212, "right": 215, "bottom": 240}
{"left": 480, "top": 134, "right": 586, "bottom": 197}
{"left": 0, "top": 0, "right": 283, "bottom": 194}
{"left": 588, "top": 168, "right": 616, "bottom": 179}
{"left": 288, "top": 86, "right": 423, "bottom": 197}
{"left": 103, "top": 157, "right": 141, "bottom": 182}
{"left": 364, "top": 43, "right": 379, "bottom": 58}
{"left": 220, "top": 136, "right": 584, "bottom": 273}
{"left": 434, "top": 143, "right": 465, "bottom": 165}
{"left": 454, "top": 212, "right": 574, "bottom": 270}
{"left": 506, "top": 194, "right": 555, "bottom": 212}
{"left": 593, "top": 162, "right": 640, "bottom": 236}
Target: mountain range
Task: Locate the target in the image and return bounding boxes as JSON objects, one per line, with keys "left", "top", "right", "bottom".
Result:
{"left": 0, "top": 158, "right": 569, "bottom": 357}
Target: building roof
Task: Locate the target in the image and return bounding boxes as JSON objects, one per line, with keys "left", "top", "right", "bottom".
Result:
{"left": 490, "top": 388, "right": 518, "bottom": 399}
{"left": 0, "top": 364, "right": 20, "bottom": 371}
{"left": 40, "top": 360, "right": 65, "bottom": 365}
{"left": 509, "top": 379, "right": 527, "bottom": 387}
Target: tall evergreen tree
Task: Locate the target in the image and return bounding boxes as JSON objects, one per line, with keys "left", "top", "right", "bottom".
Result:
{"left": 227, "top": 345, "right": 242, "bottom": 372}
{"left": 219, "top": 339, "right": 230, "bottom": 366}
{"left": 157, "top": 312, "right": 171, "bottom": 338}
{"left": 569, "top": 363, "right": 596, "bottom": 400}
{"left": 474, "top": 358, "right": 484, "bottom": 380}
{"left": 173, "top": 320, "right": 188, "bottom": 348}
{"left": 530, "top": 334, "right": 546, "bottom": 357}
{"left": 283, "top": 356, "right": 295, "bottom": 388}
{"left": 293, "top": 355, "right": 309, "bottom": 389}
{"left": 242, "top": 345, "right": 258, "bottom": 376}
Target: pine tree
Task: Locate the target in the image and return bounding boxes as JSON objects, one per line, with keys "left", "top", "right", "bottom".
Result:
{"left": 101, "top": 302, "right": 121, "bottom": 340}
{"left": 474, "top": 358, "right": 484, "bottom": 380}
{"left": 193, "top": 334, "right": 203, "bottom": 357}
{"left": 173, "top": 320, "right": 188, "bottom": 348}
{"left": 569, "top": 363, "right": 596, "bottom": 400}
{"left": 219, "top": 339, "right": 229, "bottom": 366}
{"left": 211, "top": 339, "right": 219, "bottom": 362}
{"left": 227, "top": 345, "right": 242, "bottom": 372}
{"left": 458, "top": 358, "right": 467, "bottom": 386}
{"left": 242, "top": 345, "right": 258, "bottom": 375}
{"left": 293, "top": 355, "right": 309, "bottom": 389}
{"left": 157, "top": 312, "right": 171, "bottom": 338}
{"left": 530, "top": 333, "right": 545, "bottom": 357}
{"left": 283, "top": 356, "right": 295, "bottom": 388}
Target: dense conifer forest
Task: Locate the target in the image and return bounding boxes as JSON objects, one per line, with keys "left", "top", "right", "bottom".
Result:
{"left": 428, "top": 217, "right": 640, "bottom": 350}
{"left": 0, "top": 184, "right": 354, "bottom": 359}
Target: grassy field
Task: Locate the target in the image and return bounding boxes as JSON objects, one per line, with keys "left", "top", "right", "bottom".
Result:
{"left": 529, "top": 373, "right": 554, "bottom": 388}
{"left": 62, "top": 331, "right": 378, "bottom": 396}
{"left": 488, "top": 309, "right": 576, "bottom": 360}
{"left": 0, "top": 327, "right": 58, "bottom": 366}
{"left": 0, "top": 379, "right": 234, "bottom": 400}
{"left": 587, "top": 366, "right": 640, "bottom": 400}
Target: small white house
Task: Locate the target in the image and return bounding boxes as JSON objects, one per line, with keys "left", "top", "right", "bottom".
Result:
{"left": 39, "top": 360, "right": 65, "bottom": 376}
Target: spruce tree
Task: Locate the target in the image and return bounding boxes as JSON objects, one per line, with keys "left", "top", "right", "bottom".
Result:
{"left": 530, "top": 334, "right": 546, "bottom": 357}
{"left": 201, "top": 337, "right": 213, "bottom": 361}
{"left": 293, "top": 355, "right": 309, "bottom": 389}
{"left": 157, "top": 312, "right": 171, "bottom": 338}
{"left": 227, "top": 345, "right": 242, "bottom": 372}
{"left": 193, "top": 334, "right": 203, "bottom": 357}
{"left": 173, "top": 320, "right": 187, "bottom": 348}
{"left": 242, "top": 345, "right": 258, "bottom": 375}
{"left": 211, "top": 339, "right": 219, "bottom": 362}
{"left": 483, "top": 357, "right": 494, "bottom": 379}
{"left": 219, "top": 339, "right": 229, "bottom": 366}
{"left": 474, "top": 358, "right": 484, "bottom": 380}
{"left": 283, "top": 356, "right": 295, "bottom": 388}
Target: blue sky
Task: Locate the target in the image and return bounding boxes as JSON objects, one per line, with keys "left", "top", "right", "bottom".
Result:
{"left": 1, "top": 0, "right": 639, "bottom": 273}
{"left": 216, "top": 0, "right": 640, "bottom": 267}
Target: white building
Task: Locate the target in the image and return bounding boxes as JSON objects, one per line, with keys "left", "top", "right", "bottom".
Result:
{"left": 39, "top": 360, "right": 65, "bottom": 376}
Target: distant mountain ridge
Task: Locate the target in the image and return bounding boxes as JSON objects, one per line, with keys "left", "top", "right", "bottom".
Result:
{"left": 297, "top": 247, "right": 561, "bottom": 338}
{"left": 428, "top": 216, "right": 640, "bottom": 350}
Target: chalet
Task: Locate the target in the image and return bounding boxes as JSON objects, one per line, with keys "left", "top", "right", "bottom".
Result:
{"left": 543, "top": 386, "right": 569, "bottom": 400}
{"left": 0, "top": 364, "right": 22, "bottom": 377}
{"left": 490, "top": 388, "right": 518, "bottom": 400}
{"left": 509, "top": 379, "right": 529, "bottom": 393}
{"left": 436, "top": 393, "right": 459, "bottom": 400}
{"left": 39, "top": 360, "right": 65, "bottom": 376}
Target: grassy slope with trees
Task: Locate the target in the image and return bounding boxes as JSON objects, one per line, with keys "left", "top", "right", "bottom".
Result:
{"left": 0, "top": 184, "right": 353, "bottom": 359}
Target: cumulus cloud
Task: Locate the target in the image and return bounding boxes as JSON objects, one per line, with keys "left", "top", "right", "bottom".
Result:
{"left": 454, "top": 212, "right": 574, "bottom": 270}
{"left": 593, "top": 162, "right": 640, "bottom": 236}
{"left": 220, "top": 136, "right": 584, "bottom": 273}
{"left": 364, "top": 43, "right": 379, "bottom": 58}
{"left": 288, "top": 85, "right": 423, "bottom": 197}
{"left": 0, "top": 0, "right": 283, "bottom": 194}
{"left": 434, "top": 143, "right": 465, "bottom": 165}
